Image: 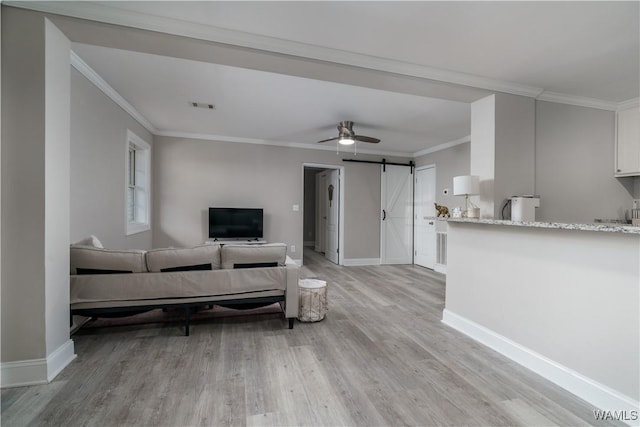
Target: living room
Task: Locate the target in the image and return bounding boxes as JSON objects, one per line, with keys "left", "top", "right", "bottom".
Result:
{"left": 2, "top": 2, "right": 639, "bottom": 426}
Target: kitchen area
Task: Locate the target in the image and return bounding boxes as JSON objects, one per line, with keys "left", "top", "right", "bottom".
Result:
{"left": 440, "top": 94, "right": 640, "bottom": 422}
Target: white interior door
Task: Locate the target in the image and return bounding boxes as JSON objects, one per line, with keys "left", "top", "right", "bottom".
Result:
{"left": 414, "top": 166, "right": 437, "bottom": 269}
{"left": 381, "top": 165, "right": 414, "bottom": 264}
{"left": 325, "top": 169, "right": 340, "bottom": 264}
{"left": 316, "top": 172, "right": 327, "bottom": 253}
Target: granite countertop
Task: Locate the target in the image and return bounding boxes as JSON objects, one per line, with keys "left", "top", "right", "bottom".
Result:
{"left": 428, "top": 217, "right": 640, "bottom": 235}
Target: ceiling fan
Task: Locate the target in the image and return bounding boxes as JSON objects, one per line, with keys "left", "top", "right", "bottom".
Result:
{"left": 317, "top": 121, "right": 381, "bottom": 146}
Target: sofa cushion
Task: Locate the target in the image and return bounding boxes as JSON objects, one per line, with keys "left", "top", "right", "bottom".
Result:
{"left": 146, "top": 244, "right": 221, "bottom": 272}
{"left": 71, "top": 246, "right": 147, "bottom": 275}
{"left": 221, "top": 243, "right": 287, "bottom": 270}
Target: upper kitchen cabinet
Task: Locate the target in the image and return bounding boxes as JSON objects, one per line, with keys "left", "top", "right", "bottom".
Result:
{"left": 615, "top": 107, "right": 640, "bottom": 177}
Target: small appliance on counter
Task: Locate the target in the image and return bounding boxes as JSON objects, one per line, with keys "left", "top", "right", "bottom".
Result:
{"left": 510, "top": 195, "right": 540, "bottom": 222}
{"left": 631, "top": 199, "right": 640, "bottom": 226}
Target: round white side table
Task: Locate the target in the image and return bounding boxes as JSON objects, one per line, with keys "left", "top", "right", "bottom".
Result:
{"left": 298, "top": 279, "right": 327, "bottom": 322}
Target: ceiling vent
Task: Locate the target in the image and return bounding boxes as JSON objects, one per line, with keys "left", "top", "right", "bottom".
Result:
{"left": 190, "top": 101, "right": 216, "bottom": 110}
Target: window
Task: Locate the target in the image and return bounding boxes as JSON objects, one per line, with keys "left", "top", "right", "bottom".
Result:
{"left": 126, "top": 130, "right": 151, "bottom": 235}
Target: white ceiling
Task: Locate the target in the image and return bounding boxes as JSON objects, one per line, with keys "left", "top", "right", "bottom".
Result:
{"left": 45, "top": 1, "right": 638, "bottom": 155}
{"left": 95, "top": 1, "right": 639, "bottom": 103}
{"left": 72, "top": 43, "right": 471, "bottom": 154}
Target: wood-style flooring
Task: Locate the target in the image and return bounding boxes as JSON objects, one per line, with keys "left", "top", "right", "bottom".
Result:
{"left": 1, "top": 249, "right": 622, "bottom": 426}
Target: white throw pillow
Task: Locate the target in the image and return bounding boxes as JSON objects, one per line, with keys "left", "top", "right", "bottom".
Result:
{"left": 71, "top": 235, "right": 104, "bottom": 248}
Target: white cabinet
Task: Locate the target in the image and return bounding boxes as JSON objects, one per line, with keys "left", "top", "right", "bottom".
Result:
{"left": 615, "top": 108, "right": 640, "bottom": 176}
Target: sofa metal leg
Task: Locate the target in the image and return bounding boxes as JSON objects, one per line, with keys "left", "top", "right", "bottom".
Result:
{"left": 288, "top": 318, "right": 294, "bottom": 329}
{"left": 184, "top": 307, "right": 190, "bottom": 336}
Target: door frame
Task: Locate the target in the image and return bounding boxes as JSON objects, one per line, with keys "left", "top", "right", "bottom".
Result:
{"left": 302, "top": 163, "right": 345, "bottom": 266}
{"left": 414, "top": 164, "right": 437, "bottom": 269}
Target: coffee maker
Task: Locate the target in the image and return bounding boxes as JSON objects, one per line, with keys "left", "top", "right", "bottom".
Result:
{"left": 510, "top": 195, "right": 540, "bottom": 222}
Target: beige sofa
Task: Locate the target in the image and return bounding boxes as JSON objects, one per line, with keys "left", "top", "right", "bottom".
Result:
{"left": 70, "top": 243, "right": 299, "bottom": 335}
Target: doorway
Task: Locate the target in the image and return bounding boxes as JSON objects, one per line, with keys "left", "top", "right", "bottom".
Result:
{"left": 302, "top": 164, "right": 345, "bottom": 265}
{"left": 414, "top": 165, "right": 437, "bottom": 269}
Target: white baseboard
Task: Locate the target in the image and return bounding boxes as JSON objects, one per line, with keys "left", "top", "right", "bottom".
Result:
{"left": 442, "top": 310, "right": 640, "bottom": 422}
{"left": 343, "top": 258, "right": 381, "bottom": 266}
{"left": 46, "top": 339, "right": 76, "bottom": 382}
{"left": 1, "top": 339, "right": 75, "bottom": 388}
{"left": 434, "top": 263, "right": 447, "bottom": 274}
{"left": 292, "top": 258, "right": 302, "bottom": 266}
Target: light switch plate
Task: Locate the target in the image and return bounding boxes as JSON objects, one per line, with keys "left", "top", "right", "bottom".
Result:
{"left": 292, "top": 204, "right": 300, "bottom": 212}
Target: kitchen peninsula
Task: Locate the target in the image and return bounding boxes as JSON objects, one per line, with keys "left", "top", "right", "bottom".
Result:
{"left": 442, "top": 218, "right": 639, "bottom": 416}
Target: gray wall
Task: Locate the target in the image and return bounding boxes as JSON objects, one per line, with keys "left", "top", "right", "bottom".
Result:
{"left": 152, "top": 136, "right": 396, "bottom": 261}
{"left": 70, "top": 68, "right": 153, "bottom": 250}
{"left": 535, "top": 101, "right": 636, "bottom": 223}
{"left": 1, "top": 8, "right": 72, "bottom": 369}
{"left": 494, "top": 94, "right": 536, "bottom": 213}
{"left": 470, "top": 94, "right": 536, "bottom": 219}
{"left": 415, "top": 143, "right": 471, "bottom": 231}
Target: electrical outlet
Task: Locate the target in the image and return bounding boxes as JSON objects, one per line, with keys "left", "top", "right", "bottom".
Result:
{"left": 291, "top": 245, "right": 296, "bottom": 253}
{"left": 292, "top": 204, "right": 300, "bottom": 212}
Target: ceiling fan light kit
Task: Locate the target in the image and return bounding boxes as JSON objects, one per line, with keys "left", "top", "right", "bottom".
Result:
{"left": 317, "top": 121, "right": 381, "bottom": 154}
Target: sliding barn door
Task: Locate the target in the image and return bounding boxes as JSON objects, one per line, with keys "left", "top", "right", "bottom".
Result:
{"left": 380, "top": 165, "right": 414, "bottom": 264}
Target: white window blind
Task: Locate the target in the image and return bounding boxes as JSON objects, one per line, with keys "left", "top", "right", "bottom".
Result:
{"left": 126, "top": 130, "right": 151, "bottom": 235}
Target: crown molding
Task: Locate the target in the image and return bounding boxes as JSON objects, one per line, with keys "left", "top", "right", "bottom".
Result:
{"left": 617, "top": 98, "right": 639, "bottom": 111}
{"left": 536, "top": 91, "right": 619, "bottom": 111}
{"left": 70, "top": 51, "right": 157, "bottom": 133}
{"left": 412, "top": 136, "right": 471, "bottom": 158}
{"left": 155, "top": 130, "right": 411, "bottom": 157}
{"left": 10, "top": 1, "right": 545, "bottom": 98}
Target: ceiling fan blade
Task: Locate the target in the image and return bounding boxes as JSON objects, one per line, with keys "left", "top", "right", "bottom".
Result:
{"left": 317, "top": 137, "right": 339, "bottom": 143}
{"left": 354, "top": 135, "right": 381, "bottom": 144}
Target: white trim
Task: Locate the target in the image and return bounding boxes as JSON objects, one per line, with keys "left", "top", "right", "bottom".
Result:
{"left": 536, "top": 91, "right": 619, "bottom": 111}
{"left": 46, "top": 339, "right": 76, "bottom": 382}
{"left": 15, "top": 1, "right": 544, "bottom": 99}
{"left": 618, "top": 98, "right": 640, "bottom": 111}
{"left": 1, "top": 340, "right": 75, "bottom": 388}
{"left": 1, "top": 359, "right": 47, "bottom": 388}
{"left": 434, "top": 263, "right": 447, "bottom": 274}
{"left": 303, "top": 240, "right": 315, "bottom": 247}
{"left": 442, "top": 309, "right": 640, "bottom": 421}
{"left": 413, "top": 136, "right": 471, "bottom": 158}
{"left": 343, "top": 258, "right": 381, "bottom": 266}
{"left": 292, "top": 258, "right": 302, "bottom": 266}
{"left": 70, "top": 51, "right": 157, "bottom": 133}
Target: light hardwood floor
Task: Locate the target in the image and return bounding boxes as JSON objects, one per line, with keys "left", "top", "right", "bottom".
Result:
{"left": 2, "top": 249, "right": 622, "bottom": 426}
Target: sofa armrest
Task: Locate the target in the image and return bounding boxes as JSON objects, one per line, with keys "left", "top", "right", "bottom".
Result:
{"left": 284, "top": 256, "right": 299, "bottom": 319}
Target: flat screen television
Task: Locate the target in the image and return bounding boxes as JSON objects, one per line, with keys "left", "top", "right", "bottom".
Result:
{"left": 208, "top": 208, "right": 263, "bottom": 239}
